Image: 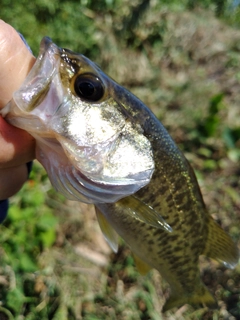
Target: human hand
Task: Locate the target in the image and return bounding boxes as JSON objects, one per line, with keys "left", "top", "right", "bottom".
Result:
{"left": 0, "top": 20, "right": 36, "bottom": 200}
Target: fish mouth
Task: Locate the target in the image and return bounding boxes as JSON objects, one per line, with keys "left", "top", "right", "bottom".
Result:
{"left": 9, "top": 37, "right": 67, "bottom": 129}
{"left": 39, "top": 36, "right": 63, "bottom": 62}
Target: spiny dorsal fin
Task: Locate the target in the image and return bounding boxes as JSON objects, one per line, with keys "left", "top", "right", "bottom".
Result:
{"left": 133, "top": 253, "right": 152, "bottom": 275}
{"left": 203, "top": 216, "right": 239, "bottom": 269}
{"left": 95, "top": 206, "right": 118, "bottom": 253}
{"left": 119, "top": 196, "right": 172, "bottom": 232}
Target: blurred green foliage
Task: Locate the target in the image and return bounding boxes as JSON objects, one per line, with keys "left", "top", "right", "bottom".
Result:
{"left": 0, "top": 164, "right": 59, "bottom": 319}
{"left": 194, "top": 93, "right": 225, "bottom": 140}
{"left": 1, "top": 0, "right": 240, "bottom": 56}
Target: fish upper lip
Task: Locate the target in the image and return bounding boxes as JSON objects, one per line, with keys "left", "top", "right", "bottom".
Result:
{"left": 41, "top": 36, "right": 54, "bottom": 51}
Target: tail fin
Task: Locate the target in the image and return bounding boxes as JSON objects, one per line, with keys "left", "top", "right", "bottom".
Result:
{"left": 162, "top": 284, "right": 217, "bottom": 312}
{"left": 203, "top": 217, "right": 239, "bottom": 269}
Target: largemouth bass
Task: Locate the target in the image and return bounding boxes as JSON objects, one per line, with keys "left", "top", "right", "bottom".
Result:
{"left": 1, "top": 37, "right": 239, "bottom": 312}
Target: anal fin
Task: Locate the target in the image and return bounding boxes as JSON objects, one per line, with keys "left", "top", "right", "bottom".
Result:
{"left": 203, "top": 217, "right": 239, "bottom": 269}
{"left": 163, "top": 284, "right": 217, "bottom": 312}
{"left": 95, "top": 206, "right": 118, "bottom": 253}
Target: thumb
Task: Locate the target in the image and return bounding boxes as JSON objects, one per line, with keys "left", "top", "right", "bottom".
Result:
{"left": 0, "top": 20, "right": 36, "bottom": 108}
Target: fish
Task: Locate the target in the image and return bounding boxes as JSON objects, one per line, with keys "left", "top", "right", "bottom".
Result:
{"left": 1, "top": 37, "right": 239, "bottom": 312}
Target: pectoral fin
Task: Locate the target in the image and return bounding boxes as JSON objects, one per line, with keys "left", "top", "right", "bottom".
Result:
{"left": 119, "top": 196, "right": 172, "bottom": 232}
{"left": 95, "top": 206, "right": 118, "bottom": 253}
{"left": 133, "top": 253, "right": 152, "bottom": 275}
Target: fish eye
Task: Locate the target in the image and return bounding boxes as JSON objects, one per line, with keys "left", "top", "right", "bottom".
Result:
{"left": 74, "top": 73, "right": 104, "bottom": 102}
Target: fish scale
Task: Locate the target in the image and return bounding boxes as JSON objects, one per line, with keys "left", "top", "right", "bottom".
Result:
{"left": 1, "top": 36, "right": 239, "bottom": 312}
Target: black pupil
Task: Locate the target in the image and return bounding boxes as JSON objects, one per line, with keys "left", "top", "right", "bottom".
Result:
{"left": 74, "top": 74, "right": 104, "bottom": 102}
{"left": 78, "top": 81, "right": 94, "bottom": 98}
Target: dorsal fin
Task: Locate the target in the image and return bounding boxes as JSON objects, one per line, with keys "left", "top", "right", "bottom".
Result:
{"left": 202, "top": 216, "right": 239, "bottom": 269}
{"left": 95, "top": 206, "right": 118, "bottom": 253}
{"left": 133, "top": 253, "right": 152, "bottom": 275}
{"left": 119, "top": 196, "right": 173, "bottom": 232}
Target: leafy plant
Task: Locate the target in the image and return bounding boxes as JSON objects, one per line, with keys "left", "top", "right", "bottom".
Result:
{"left": 0, "top": 164, "right": 59, "bottom": 318}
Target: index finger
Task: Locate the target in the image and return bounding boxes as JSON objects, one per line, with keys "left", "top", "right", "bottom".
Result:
{"left": 0, "top": 20, "right": 36, "bottom": 108}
